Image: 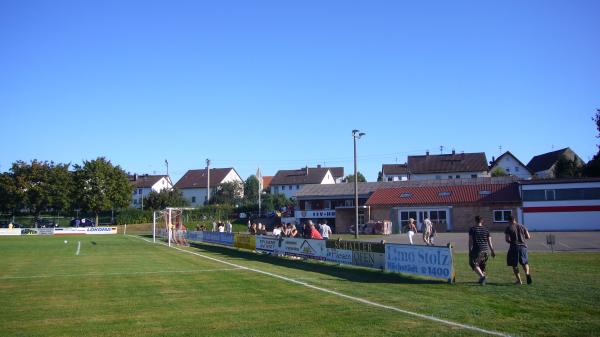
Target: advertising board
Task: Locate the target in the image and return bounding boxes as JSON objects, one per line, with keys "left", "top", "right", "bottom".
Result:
{"left": 385, "top": 243, "right": 454, "bottom": 282}
{"left": 274, "top": 238, "right": 326, "bottom": 261}
{"left": 187, "top": 231, "right": 204, "bottom": 241}
{"left": 326, "top": 240, "right": 385, "bottom": 269}
{"left": 234, "top": 234, "right": 256, "bottom": 250}
{"left": 255, "top": 235, "right": 279, "bottom": 253}
{"left": 202, "top": 232, "right": 234, "bottom": 246}
{"left": 0, "top": 228, "right": 22, "bottom": 236}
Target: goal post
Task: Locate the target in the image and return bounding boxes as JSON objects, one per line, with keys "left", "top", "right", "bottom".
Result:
{"left": 153, "top": 207, "right": 194, "bottom": 246}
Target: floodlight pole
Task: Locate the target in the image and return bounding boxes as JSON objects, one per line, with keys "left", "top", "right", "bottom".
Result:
{"left": 352, "top": 129, "right": 365, "bottom": 239}
{"left": 206, "top": 159, "right": 211, "bottom": 205}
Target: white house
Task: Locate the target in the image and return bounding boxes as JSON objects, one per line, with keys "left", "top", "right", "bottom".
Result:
{"left": 129, "top": 174, "right": 173, "bottom": 209}
{"left": 270, "top": 166, "right": 337, "bottom": 199}
{"left": 489, "top": 151, "right": 533, "bottom": 180}
{"left": 381, "top": 164, "right": 409, "bottom": 181}
{"left": 406, "top": 151, "right": 490, "bottom": 180}
{"left": 174, "top": 167, "right": 243, "bottom": 207}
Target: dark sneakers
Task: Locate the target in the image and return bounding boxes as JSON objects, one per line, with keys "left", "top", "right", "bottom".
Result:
{"left": 526, "top": 274, "right": 532, "bottom": 285}
{"left": 479, "top": 276, "right": 486, "bottom": 285}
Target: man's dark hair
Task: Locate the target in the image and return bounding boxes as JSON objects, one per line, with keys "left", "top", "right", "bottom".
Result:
{"left": 475, "top": 215, "right": 482, "bottom": 223}
{"left": 507, "top": 214, "right": 514, "bottom": 222}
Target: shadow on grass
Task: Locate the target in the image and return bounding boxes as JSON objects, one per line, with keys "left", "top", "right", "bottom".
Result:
{"left": 175, "top": 239, "right": 444, "bottom": 285}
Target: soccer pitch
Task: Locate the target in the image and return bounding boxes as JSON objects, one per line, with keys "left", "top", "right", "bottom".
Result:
{"left": 0, "top": 235, "right": 599, "bottom": 337}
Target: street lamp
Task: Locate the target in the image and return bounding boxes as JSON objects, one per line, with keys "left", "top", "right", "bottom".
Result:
{"left": 353, "top": 129, "right": 366, "bottom": 239}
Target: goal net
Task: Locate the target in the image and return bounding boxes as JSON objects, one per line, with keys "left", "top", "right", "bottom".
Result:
{"left": 153, "top": 207, "right": 192, "bottom": 246}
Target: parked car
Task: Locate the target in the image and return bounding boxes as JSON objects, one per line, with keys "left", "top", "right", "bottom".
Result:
{"left": 69, "top": 218, "right": 96, "bottom": 227}
{"left": 35, "top": 219, "right": 56, "bottom": 228}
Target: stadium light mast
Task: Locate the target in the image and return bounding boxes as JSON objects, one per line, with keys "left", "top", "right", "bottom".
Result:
{"left": 206, "top": 158, "right": 211, "bottom": 205}
{"left": 353, "top": 129, "right": 366, "bottom": 239}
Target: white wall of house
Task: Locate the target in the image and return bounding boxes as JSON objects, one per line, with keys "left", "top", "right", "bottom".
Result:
{"left": 533, "top": 168, "right": 554, "bottom": 179}
{"left": 492, "top": 156, "right": 532, "bottom": 179}
{"left": 271, "top": 184, "right": 304, "bottom": 199}
{"left": 382, "top": 174, "right": 408, "bottom": 182}
{"left": 181, "top": 188, "right": 217, "bottom": 207}
{"left": 130, "top": 177, "right": 173, "bottom": 208}
{"left": 410, "top": 171, "right": 490, "bottom": 180}
{"left": 321, "top": 171, "right": 336, "bottom": 185}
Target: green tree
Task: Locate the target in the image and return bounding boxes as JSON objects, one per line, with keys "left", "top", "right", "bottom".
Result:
{"left": 584, "top": 109, "right": 600, "bottom": 177}
{"left": 10, "top": 160, "right": 55, "bottom": 222}
{"left": 554, "top": 154, "right": 583, "bottom": 178}
{"left": 144, "top": 189, "right": 189, "bottom": 210}
{"left": 0, "top": 172, "right": 17, "bottom": 213}
{"left": 491, "top": 167, "right": 509, "bottom": 177}
{"left": 344, "top": 172, "right": 367, "bottom": 183}
{"left": 73, "top": 157, "right": 132, "bottom": 225}
{"left": 47, "top": 163, "right": 74, "bottom": 213}
{"left": 212, "top": 181, "right": 243, "bottom": 206}
{"left": 262, "top": 193, "right": 293, "bottom": 212}
{"left": 243, "top": 175, "right": 259, "bottom": 204}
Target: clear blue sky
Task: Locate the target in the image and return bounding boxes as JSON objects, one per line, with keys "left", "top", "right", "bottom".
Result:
{"left": 1, "top": 0, "right": 599, "bottom": 182}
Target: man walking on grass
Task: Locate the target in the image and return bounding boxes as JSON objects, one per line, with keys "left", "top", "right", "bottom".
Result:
{"left": 505, "top": 215, "right": 532, "bottom": 285}
{"left": 469, "top": 216, "right": 495, "bottom": 285}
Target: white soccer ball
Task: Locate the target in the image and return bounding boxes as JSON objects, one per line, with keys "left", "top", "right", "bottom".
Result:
{"left": 64, "top": 240, "right": 68, "bottom": 244}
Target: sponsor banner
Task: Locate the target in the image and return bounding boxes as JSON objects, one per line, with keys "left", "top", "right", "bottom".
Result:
{"left": 54, "top": 227, "right": 88, "bottom": 235}
{"left": 326, "top": 240, "right": 385, "bottom": 269}
{"left": 295, "top": 210, "right": 336, "bottom": 219}
{"left": 385, "top": 244, "right": 454, "bottom": 281}
{"left": 274, "top": 238, "right": 327, "bottom": 261}
{"left": 325, "top": 248, "right": 353, "bottom": 265}
{"left": 202, "top": 232, "right": 234, "bottom": 246}
{"left": 38, "top": 228, "right": 55, "bottom": 235}
{"left": 187, "top": 231, "right": 204, "bottom": 241}
{"left": 86, "top": 227, "right": 117, "bottom": 235}
{"left": 256, "top": 235, "right": 279, "bottom": 252}
{"left": 234, "top": 234, "right": 256, "bottom": 250}
{"left": 20, "top": 228, "right": 39, "bottom": 235}
{"left": 0, "top": 228, "right": 23, "bottom": 236}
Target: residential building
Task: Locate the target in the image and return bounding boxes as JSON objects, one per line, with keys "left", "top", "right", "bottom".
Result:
{"left": 406, "top": 150, "right": 490, "bottom": 180}
{"left": 381, "top": 164, "right": 409, "bottom": 181}
{"left": 366, "top": 179, "right": 520, "bottom": 232}
{"left": 174, "top": 168, "right": 243, "bottom": 207}
{"left": 520, "top": 178, "right": 600, "bottom": 230}
{"left": 489, "top": 151, "right": 533, "bottom": 180}
{"left": 526, "top": 147, "right": 584, "bottom": 179}
{"left": 270, "top": 166, "right": 337, "bottom": 199}
{"left": 129, "top": 174, "right": 173, "bottom": 209}
{"left": 261, "top": 176, "right": 273, "bottom": 192}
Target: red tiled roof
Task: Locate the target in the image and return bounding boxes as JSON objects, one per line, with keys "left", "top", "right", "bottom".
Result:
{"left": 174, "top": 168, "right": 236, "bottom": 189}
{"left": 262, "top": 176, "right": 273, "bottom": 190}
{"left": 366, "top": 183, "right": 520, "bottom": 206}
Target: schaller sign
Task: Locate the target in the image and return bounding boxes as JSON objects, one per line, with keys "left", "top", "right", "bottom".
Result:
{"left": 385, "top": 243, "right": 455, "bottom": 282}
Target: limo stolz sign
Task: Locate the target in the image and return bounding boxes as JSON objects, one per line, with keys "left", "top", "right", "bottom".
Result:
{"left": 385, "top": 244, "right": 455, "bottom": 282}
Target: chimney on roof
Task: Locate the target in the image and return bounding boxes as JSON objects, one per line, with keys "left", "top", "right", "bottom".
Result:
{"left": 426, "top": 150, "right": 430, "bottom": 156}
{"left": 452, "top": 149, "right": 456, "bottom": 155}
{"left": 317, "top": 164, "right": 321, "bottom": 168}
{"left": 133, "top": 173, "right": 138, "bottom": 181}
{"left": 305, "top": 166, "right": 309, "bottom": 175}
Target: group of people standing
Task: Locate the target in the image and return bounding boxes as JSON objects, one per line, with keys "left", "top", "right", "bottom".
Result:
{"left": 253, "top": 220, "right": 332, "bottom": 240}
{"left": 469, "top": 215, "right": 532, "bottom": 285}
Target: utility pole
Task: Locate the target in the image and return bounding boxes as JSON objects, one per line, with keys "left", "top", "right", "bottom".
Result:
{"left": 165, "top": 159, "right": 169, "bottom": 177}
{"left": 206, "top": 159, "right": 211, "bottom": 205}
{"left": 352, "top": 129, "right": 366, "bottom": 239}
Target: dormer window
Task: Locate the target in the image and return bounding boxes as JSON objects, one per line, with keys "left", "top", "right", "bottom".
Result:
{"left": 438, "top": 191, "right": 451, "bottom": 197}
{"left": 400, "top": 193, "right": 412, "bottom": 198}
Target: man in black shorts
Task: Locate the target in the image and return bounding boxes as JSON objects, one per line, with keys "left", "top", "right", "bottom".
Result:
{"left": 468, "top": 216, "right": 495, "bottom": 285}
{"left": 505, "top": 215, "right": 532, "bottom": 285}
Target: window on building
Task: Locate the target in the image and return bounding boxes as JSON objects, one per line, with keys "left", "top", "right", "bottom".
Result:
{"left": 192, "top": 196, "right": 196, "bottom": 203}
{"left": 400, "top": 193, "right": 412, "bottom": 198}
{"left": 274, "top": 186, "right": 279, "bottom": 193}
{"left": 438, "top": 191, "right": 451, "bottom": 197}
{"left": 296, "top": 185, "right": 300, "bottom": 189}
{"left": 138, "top": 188, "right": 143, "bottom": 194}
{"left": 523, "top": 189, "right": 545, "bottom": 201}
{"left": 282, "top": 185, "right": 285, "bottom": 190}
{"left": 344, "top": 199, "right": 353, "bottom": 207}
{"left": 456, "top": 175, "right": 460, "bottom": 179}
{"left": 546, "top": 189, "right": 555, "bottom": 201}
{"left": 399, "top": 211, "right": 418, "bottom": 227}
{"left": 494, "top": 210, "right": 512, "bottom": 222}
{"left": 471, "top": 174, "right": 477, "bottom": 178}
{"left": 479, "top": 190, "right": 492, "bottom": 195}
{"left": 133, "top": 199, "right": 137, "bottom": 204}
{"left": 289, "top": 185, "right": 293, "bottom": 190}
{"left": 388, "top": 177, "right": 393, "bottom": 181}
{"left": 448, "top": 175, "right": 453, "bottom": 179}
{"left": 583, "top": 188, "right": 600, "bottom": 200}
{"left": 133, "top": 189, "right": 137, "bottom": 195}
{"left": 324, "top": 200, "right": 332, "bottom": 210}
{"left": 305, "top": 201, "right": 312, "bottom": 210}
{"left": 506, "top": 168, "right": 511, "bottom": 173}
{"left": 436, "top": 175, "right": 441, "bottom": 180}
{"left": 515, "top": 167, "right": 520, "bottom": 172}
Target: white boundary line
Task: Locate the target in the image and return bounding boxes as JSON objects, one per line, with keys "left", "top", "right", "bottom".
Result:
{"left": 133, "top": 235, "right": 512, "bottom": 337}
{"left": 75, "top": 241, "right": 81, "bottom": 256}
{"left": 0, "top": 268, "right": 243, "bottom": 280}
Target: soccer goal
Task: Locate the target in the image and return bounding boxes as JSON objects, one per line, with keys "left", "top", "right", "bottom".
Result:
{"left": 153, "top": 207, "right": 194, "bottom": 247}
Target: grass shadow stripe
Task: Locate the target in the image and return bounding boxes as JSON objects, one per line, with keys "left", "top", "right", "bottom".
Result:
{"left": 132, "top": 235, "right": 512, "bottom": 337}
{"left": 0, "top": 268, "right": 244, "bottom": 280}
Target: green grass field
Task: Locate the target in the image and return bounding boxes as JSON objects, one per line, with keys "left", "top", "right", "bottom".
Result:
{"left": 0, "top": 235, "right": 598, "bottom": 337}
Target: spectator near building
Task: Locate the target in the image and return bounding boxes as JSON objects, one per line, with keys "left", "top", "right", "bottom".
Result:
{"left": 129, "top": 174, "right": 173, "bottom": 209}
{"left": 270, "top": 165, "right": 343, "bottom": 199}
{"left": 174, "top": 167, "right": 243, "bottom": 207}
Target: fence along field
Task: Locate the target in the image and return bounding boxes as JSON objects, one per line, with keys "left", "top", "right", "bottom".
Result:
{"left": 0, "top": 234, "right": 599, "bottom": 336}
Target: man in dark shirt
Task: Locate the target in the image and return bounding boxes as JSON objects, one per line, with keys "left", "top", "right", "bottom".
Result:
{"left": 505, "top": 215, "right": 532, "bottom": 285}
{"left": 469, "top": 216, "right": 495, "bottom": 285}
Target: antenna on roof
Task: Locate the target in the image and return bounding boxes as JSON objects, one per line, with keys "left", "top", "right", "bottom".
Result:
{"left": 440, "top": 145, "right": 444, "bottom": 154}
{"left": 499, "top": 145, "right": 502, "bottom": 154}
